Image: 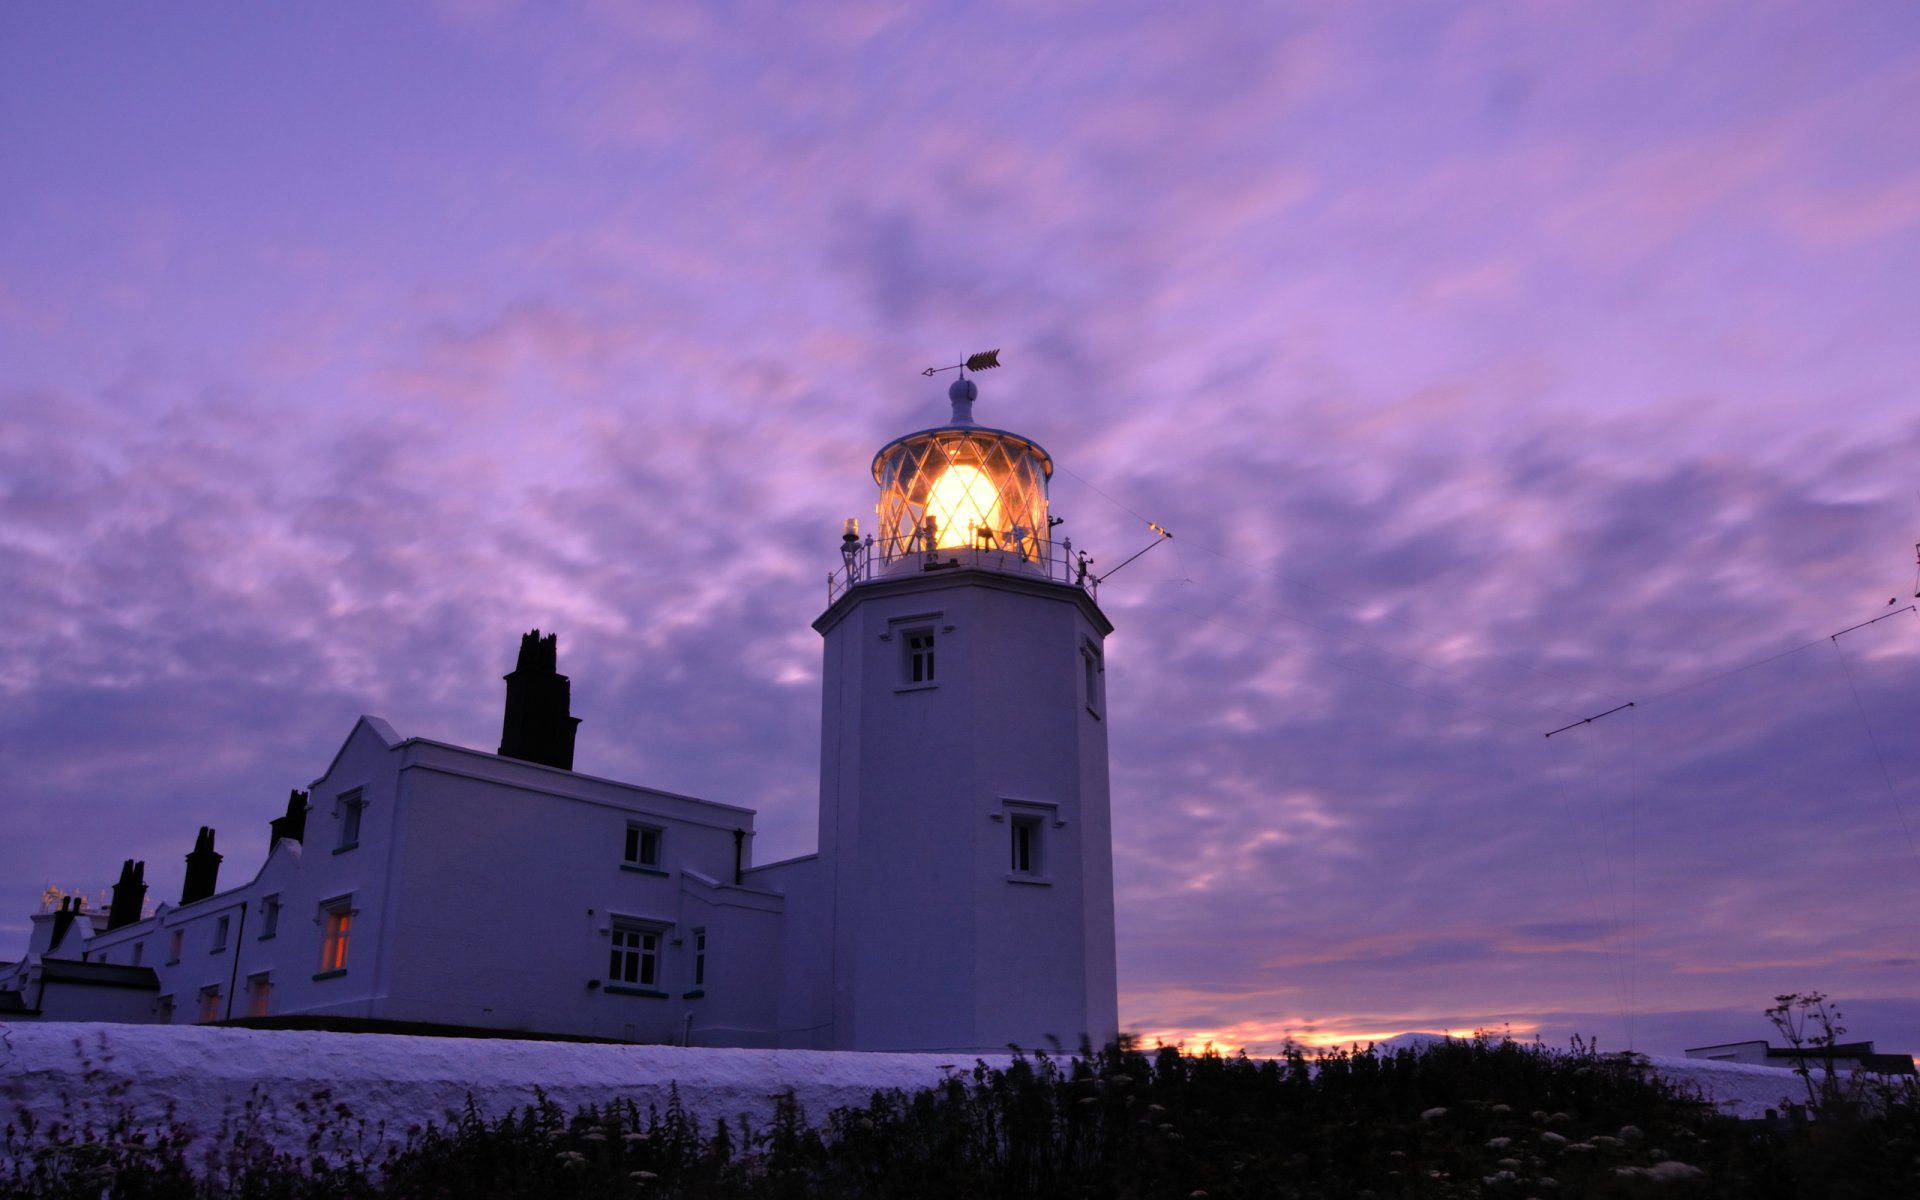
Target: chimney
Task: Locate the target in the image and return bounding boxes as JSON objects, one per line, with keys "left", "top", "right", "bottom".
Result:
{"left": 49, "top": 896, "right": 81, "bottom": 952}
{"left": 107, "top": 859, "right": 146, "bottom": 929}
{"left": 497, "top": 629, "right": 582, "bottom": 770}
{"left": 180, "top": 826, "right": 222, "bottom": 905}
{"left": 269, "top": 789, "right": 309, "bottom": 846}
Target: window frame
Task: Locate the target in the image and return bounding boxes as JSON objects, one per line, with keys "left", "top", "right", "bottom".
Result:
{"left": 606, "top": 918, "right": 670, "bottom": 997}
{"left": 335, "top": 788, "right": 365, "bottom": 853}
{"left": 211, "top": 914, "right": 230, "bottom": 953}
{"left": 1081, "top": 639, "right": 1105, "bottom": 718}
{"left": 166, "top": 928, "right": 184, "bottom": 964}
{"left": 316, "top": 895, "right": 354, "bottom": 979}
{"left": 259, "top": 893, "right": 280, "bottom": 940}
{"left": 197, "top": 985, "right": 222, "bottom": 1025}
{"left": 247, "top": 972, "right": 272, "bottom": 1019}
{"left": 996, "top": 799, "right": 1063, "bottom": 886}
{"left": 884, "top": 613, "right": 947, "bottom": 692}
{"left": 622, "top": 822, "right": 665, "bottom": 873}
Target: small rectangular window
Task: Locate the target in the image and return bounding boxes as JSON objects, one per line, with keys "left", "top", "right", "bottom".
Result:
{"left": 693, "top": 928, "right": 707, "bottom": 988}
{"left": 198, "top": 986, "right": 222, "bottom": 1024}
{"left": 906, "top": 630, "right": 936, "bottom": 683}
{"left": 319, "top": 897, "right": 353, "bottom": 974}
{"left": 247, "top": 973, "right": 272, "bottom": 1019}
{"left": 167, "top": 929, "right": 183, "bottom": 964}
{"left": 610, "top": 926, "right": 661, "bottom": 987}
{"left": 1082, "top": 641, "right": 1104, "bottom": 715}
{"left": 211, "top": 915, "right": 230, "bottom": 952}
{"left": 157, "top": 994, "right": 175, "bottom": 1024}
{"left": 337, "top": 789, "right": 365, "bottom": 850}
{"left": 624, "top": 824, "right": 663, "bottom": 868}
{"left": 260, "top": 894, "right": 280, "bottom": 939}
{"left": 131, "top": 941, "right": 143, "bottom": 966}
{"left": 1010, "top": 814, "right": 1044, "bottom": 875}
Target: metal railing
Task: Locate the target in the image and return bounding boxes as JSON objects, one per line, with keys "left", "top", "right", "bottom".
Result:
{"left": 827, "top": 534, "right": 1098, "bottom": 606}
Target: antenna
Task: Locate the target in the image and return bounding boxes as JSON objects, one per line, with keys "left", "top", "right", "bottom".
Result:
{"left": 921, "top": 349, "right": 1002, "bottom": 377}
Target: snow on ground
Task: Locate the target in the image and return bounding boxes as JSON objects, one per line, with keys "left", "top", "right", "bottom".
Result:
{"left": 0, "top": 1023, "right": 1828, "bottom": 1168}
{"left": 1, "top": 1024, "right": 1002, "bottom": 1165}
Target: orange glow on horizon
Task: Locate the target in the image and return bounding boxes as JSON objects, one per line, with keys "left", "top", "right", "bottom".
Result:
{"left": 1127, "top": 1017, "right": 1544, "bottom": 1057}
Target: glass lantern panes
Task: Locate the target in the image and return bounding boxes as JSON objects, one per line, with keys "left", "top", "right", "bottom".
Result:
{"left": 872, "top": 429, "right": 1053, "bottom": 566}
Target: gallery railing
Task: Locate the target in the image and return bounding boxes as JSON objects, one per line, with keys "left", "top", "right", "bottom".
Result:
{"left": 827, "top": 534, "right": 1097, "bottom": 606}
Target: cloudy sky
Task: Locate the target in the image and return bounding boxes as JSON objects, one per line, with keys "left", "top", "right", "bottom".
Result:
{"left": 4, "top": 1, "right": 1919, "bottom": 1058}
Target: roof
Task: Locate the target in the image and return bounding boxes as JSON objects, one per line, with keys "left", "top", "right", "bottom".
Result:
{"left": 38, "top": 958, "right": 162, "bottom": 991}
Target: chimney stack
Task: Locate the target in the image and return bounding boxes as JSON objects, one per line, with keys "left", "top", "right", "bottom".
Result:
{"left": 107, "top": 859, "right": 146, "bottom": 929}
{"left": 180, "top": 826, "right": 222, "bottom": 905}
{"left": 49, "top": 896, "right": 81, "bottom": 952}
{"left": 497, "top": 629, "right": 582, "bottom": 770}
{"left": 269, "top": 789, "right": 309, "bottom": 846}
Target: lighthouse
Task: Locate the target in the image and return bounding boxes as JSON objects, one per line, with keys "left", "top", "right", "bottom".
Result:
{"left": 811, "top": 372, "right": 1119, "bottom": 1052}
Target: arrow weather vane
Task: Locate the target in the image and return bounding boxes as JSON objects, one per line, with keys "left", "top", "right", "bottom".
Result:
{"left": 921, "top": 349, "right": 1002, "bottom": 377}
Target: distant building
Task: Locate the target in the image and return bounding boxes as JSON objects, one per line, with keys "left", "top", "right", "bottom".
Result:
{"left": 1684, "top": 1040, "right": 1916, "bottom": 1075}
{"left": 0, "top": 378, "right": 1120, "bottom": 1053}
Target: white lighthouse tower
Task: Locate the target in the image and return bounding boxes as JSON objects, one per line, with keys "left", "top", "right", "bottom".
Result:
{"left": 811, "top": 371, "right": 1119, "bottom": 1052}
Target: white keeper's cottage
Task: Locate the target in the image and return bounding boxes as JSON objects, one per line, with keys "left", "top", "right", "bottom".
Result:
{"left": 1, "top": 377, "right": 1120, "bottom": 1054}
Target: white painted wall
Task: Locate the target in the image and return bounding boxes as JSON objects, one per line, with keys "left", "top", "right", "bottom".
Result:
{"left": 813, "top": 568, "right": 1119, "bottom": 1052}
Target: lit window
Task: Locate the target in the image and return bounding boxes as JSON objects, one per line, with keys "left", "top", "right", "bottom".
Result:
{"left": 248, "top": 973, "right": 272, "bottom": 1019}
{"left": 260, "top": 894, "right": 280, "bottom": 939}
{"left": 319, "top": 898, "right": 352, "bottom": 974}
{"left": 337, "top": 789, "right": 365, "bottom": 850}
{"left": 624, "top": 824, "right": 663, "bottom": 868}
{"left": 906, "top": 630, "right": 936, "bottom": 683}
{"left": 693, "top": 929, "right": 707, "bottom": 988}
{"left": 167, "top": 929, "right": 183, "bottom": 963}
{"left": 212, "top": 915, "right": 230, "bottom": 952}
{"left": 610, "top": 925, "right": 661, "bottom": 987}
{"left": 198, "top": 986, "right": 222, "bottom": 1024}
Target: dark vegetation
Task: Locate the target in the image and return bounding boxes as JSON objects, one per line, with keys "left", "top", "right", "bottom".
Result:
{"left": 6, "top": 1034, "right": 1917, "bottom": 1198}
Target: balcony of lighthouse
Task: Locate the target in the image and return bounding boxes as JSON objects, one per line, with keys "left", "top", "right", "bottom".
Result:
{"left": 826, "top": 411, "right": 1097, "bottom": 606}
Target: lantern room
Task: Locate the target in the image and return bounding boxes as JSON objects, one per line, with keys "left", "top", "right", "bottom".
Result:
{"left": 868, "top": 378, "right": 1054, "bottom": 570}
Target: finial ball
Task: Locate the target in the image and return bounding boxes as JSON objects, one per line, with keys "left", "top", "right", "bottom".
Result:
{"left": 948, "top": 378, "right": 978, "bottom": 404}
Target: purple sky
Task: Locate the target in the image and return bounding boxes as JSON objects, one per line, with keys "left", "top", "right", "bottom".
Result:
{"left": 4, "top": 2, "right": 1919, "bottom": 1057}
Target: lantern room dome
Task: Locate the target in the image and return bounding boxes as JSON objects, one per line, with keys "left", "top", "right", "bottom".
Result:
{"left": 868, "top": 377, "right": 1055, "bottom": 572}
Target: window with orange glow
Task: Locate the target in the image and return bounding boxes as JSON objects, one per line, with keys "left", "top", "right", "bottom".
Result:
{"left": 320, "top": 901, "right": 352, "bottom": 973}
{"left": 248, "top": 973, "right": 272, "bottom": 1018}
{"left": 198, "top": 985, "right": 221, "bottom": 1024}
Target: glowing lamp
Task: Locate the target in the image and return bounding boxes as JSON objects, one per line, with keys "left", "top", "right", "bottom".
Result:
{"left": 870, "top": 377, "right": 1053, "bottom": 570}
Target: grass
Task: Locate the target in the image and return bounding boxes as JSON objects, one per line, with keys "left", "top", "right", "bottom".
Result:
{"left": 5, "top": 1033, "right": 1917, "bottom": 1197}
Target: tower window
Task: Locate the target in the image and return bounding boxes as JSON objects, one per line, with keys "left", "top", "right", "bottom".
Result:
{"left": 906, "top": 630, "right": 936, "bottom": 683}
{"left": 1010, "top": 814, "right": 1045, "bottom": 876}
{"left": 1082, "top": 641, "right": 1104, "bottom": 717}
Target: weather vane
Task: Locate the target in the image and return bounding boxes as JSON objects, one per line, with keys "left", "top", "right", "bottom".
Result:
{"left": 921, "top": 349, "right": 1001, "bottom": 377}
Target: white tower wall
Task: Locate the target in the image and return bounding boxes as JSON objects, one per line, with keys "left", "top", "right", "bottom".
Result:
{"left": 815, "top": 567, "right": 1117, "bottom": 1052}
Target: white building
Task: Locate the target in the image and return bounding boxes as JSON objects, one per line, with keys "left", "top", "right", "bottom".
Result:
{"left": 0, "top": 378, "right": 1120, "bottom": 1054}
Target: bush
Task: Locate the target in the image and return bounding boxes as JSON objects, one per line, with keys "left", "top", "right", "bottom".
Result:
{"left": 7, "top": 1034, "right": 1917, "bottom": 1197}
